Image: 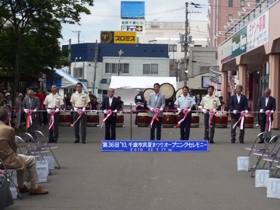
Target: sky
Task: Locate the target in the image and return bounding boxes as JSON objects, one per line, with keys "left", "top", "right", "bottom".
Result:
{"left": 60, "top": 0, "right": 209, "bottom": 46}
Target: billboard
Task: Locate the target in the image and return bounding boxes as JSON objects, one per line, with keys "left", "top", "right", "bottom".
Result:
{"left": 100, "top": 31, "right": 137, "bottom": 44}
{"left": 121, "top": 1, "right": 145, "bottom": 19}
{"left": 121, "top": 19, "right": 145, "bottom": 34}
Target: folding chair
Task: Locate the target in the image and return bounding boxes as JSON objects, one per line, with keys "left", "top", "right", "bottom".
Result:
{"left": 251, "top": 135, "right": 280, "bottom": 178}
{"left": 275, "top": 163, "right": 280, "bottom": 177}
{"left": 34, "top": 130, "right": 60, "bottom": 169}
{"left": 0, "top": 158, "right": 22, "bottom": 199}
{"left": 245, "top": 132, "right": 271, "bottom": 156}
{"left": 15, "top": 136, "right": 42, "bottom": 159}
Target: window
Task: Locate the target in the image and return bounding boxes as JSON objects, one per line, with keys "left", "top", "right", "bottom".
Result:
{"left": 105, "top": 63, "right": 129, "bottom": 74}
{"left": 240, "top": 0, "right": 245, "bottom": 7}
{"left": 181, "top": 45, "right": 185, "bottom": 52}
{"left": 228, "top": 14, "right": 233, "bottom": 22}
{"left": 169, "top": 44, "right": 177, "bottom": 52}
{"left": 143, "top": 64, "right": 158, "bottom": 74}
{"left": 74, "top": 67, "right": 83, "bottom": 78}
{"left": 240, "top": 14, "right": 245, "bottom": 19}
{"left": 228, "top": 0, "right": 233, "bottom": 7}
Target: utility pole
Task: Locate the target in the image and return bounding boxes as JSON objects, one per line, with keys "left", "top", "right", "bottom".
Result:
{"left": 117, "top": 50, "right": 124, "bottom": 76}
{"left": 184, "top": 2, "right": 189, "bottom": 86}
{"left": 93, "top": 40, "right": 99, "bottom": 95}
{"left": 68, "top": 39, "right": 71, "bottom": 74}
{"left": 73, "top": 31, "right": 81, "bottom": 44}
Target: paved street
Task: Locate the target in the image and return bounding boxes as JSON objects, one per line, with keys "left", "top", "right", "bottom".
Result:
{"left": 8, "top": 113, "right": 280, "bottom": 210}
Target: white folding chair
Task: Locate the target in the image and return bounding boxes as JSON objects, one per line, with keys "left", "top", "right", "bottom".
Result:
{"left": 34, "top": 130, "right": 60, "bottom": 169}
{"left": 0, "top": 158, "right": 22, "bottom": 199}
{"left": 251, "top": 135, "right": 280, "bottom": 178}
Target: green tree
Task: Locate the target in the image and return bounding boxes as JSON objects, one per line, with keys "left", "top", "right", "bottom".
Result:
{"left": 0, "top": 0, "right": 94, "bottom": 101}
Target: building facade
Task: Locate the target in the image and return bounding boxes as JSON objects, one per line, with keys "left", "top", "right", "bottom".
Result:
{"left": 218, "top": 0, "right": 280, "bottom": 129}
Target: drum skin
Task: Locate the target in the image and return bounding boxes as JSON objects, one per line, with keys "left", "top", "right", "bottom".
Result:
{"left": 215, "top": 113, "right": 228, "bottom": 128}
{"left": 162, "top": 112, "right": 175, "bottom": 128}
{"left": 116, "top": 113, "right": 124, "bottom": 127}
{"left": 59, "top": 112, "right": 71, "bottom": 126}
{"left": 137, "top": 113, "right": 149, "bottom": 127}
{"left": 245, "top": 114, "right": 254, "bottom": 128}
{"left": 159, "top": 83, "right": 175, "bottom": 100}
{"left": 86, "top": 113, "right": 98, "bottom": 127}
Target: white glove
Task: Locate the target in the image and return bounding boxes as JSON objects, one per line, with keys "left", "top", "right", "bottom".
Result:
{"left": 213, "top": 109, "right": 216, "bottom": 113}
{"left": 82, "top": 107, "right": 86, "bottom": 112}
{"left": 74, "top": 107, "right": 78, "bottom": 112}
{"left": 187, "top": 108, "right": 191, "bottom": 112}
{"left": 271, "top": 110, "right": 274, "bottom": 113}
{"left": 260, "top": 109, "right": 264, "bottom": 113}
{"left": 177, "top": 108, "right": 181, "bottom": 112}
{"left": 113, "top": 109, "right": 117, "bottom": 113}
{"left": 150, "top": 108, "right": 154, "bottom": 112}
{"left": 245, "top": 110, "right": 248, "bottom": 114}
{"left": 33, "top": 109, "right": 37, "bottom": 112}
{"left": 160, "top": 108, "right": 163, "bottom": 111}
{"left": 55, "top": 108, "right": 59, "bottom": 112}
{"left": 24, "top": 109, "right": 28, "bottom": 114}
{"left": 47, "top": 109, "right": 51, "bottom": 114}
{"left": 202, "top": 109, "right": 207, "bottom": 114}
{"left": 103, "top": 109, "right": 107, "bottom": 114}
{"left": 233, "top": 110, "right": 237, "bottom": 114}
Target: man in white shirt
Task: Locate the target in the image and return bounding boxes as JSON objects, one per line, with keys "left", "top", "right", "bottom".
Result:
{"left": 43, "top": 85, "right": 64, "bottom": 143}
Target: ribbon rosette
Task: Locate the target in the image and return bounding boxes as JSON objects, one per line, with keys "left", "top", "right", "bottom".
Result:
{"left": 232, "top": 110, "right": 246, "bottom": 130}
{"left": 149, "top": 108, "right": 160, "bottom": 127}
{"left": 100, "top": 109, "right": 113, "bottom": 128}
{"left": 48, "top": 109, "right": 59, "bottom": 130}
{"left": 26, "top": 109, "right": 33, "bottom": 128}
{"left": 208, "top": 109, "right": 216, "bottom": 131}
{"left": 266, "top": 110, "right": 272, "bottom": 132}
{"left": 71, "top": 109, "right": 84, "bottom": 127}
{"left": 177, "top": 108, "right": 190, "bottom": 126}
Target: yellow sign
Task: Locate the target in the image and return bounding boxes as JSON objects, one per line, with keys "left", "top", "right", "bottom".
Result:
{"left": 100, "top": 31, "right": 137, "bottom": 44}
{"left": 114, "top": 31, "right": 136, "bottom": 44}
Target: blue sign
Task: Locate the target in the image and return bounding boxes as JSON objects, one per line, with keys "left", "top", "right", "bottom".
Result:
{"left": 101, "top": 140, "right": 208, "bottom": 152}
{"left": 121, "top": 1, "right": 145, "bottom": 19}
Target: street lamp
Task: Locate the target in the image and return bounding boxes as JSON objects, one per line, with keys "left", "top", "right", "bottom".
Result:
{"left": 117, "top": 50, "right": 124, "bottom": 76}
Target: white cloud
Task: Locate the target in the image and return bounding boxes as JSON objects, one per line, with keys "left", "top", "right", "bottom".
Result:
{"left": 61, "top": 0, "right": 209, "bottom": 45}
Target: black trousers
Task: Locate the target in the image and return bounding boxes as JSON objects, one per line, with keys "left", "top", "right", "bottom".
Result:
{"left": 231, "top": 117, "right": 245, "bottom": 141}
{"left": 105, "top": 115, "right": 117, "bottom": 140}
{"left": 259, "top": 118, "right": 271, "bottom": 142}
{"left": 48, "top": 112, "right": 60, "bottom": 142}
{"left": 150, "top": 117, "right": 162, "bottom": 140}
{"left": 73, "top": 112, "right": 87, "bottom": 142}
{"left": 179, "top": 113, "right": 192, "bottom": 140}
{"left": 204, "top": 113, "right": 216, "bottom": 141}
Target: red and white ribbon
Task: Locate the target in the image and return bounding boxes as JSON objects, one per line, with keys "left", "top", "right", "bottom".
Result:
{"left": 25, "top": 109, "right": 33, "bottom": 128}
{"left": 266, "top": 110, "right": 272, "bottom": 132}
{"left": 71, "top": 109, "right": 84, "bottom": 127}
{"left": 232, "top": 110, "right": 246, "bottom": 130}
{"left": 100, "top": 109, "right": 113, "bottom": 128}
{"left": 208, "top": 110, "right": 216, "bottom": 131}
{"left": 177, "top": 108, "right": 190, "bottom": 126}
{"left": 150, "top": 108, "right": 160, "bottom": 127}
{"left": 48, "top": 109, "right": 59, "bottom": 130}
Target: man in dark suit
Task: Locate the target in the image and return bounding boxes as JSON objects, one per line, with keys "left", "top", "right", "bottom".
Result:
{"left": 230, "top": 85, "right": 248, "bottom": 143}
{"left": 257, "top": 88, "right": 276, "bottom": 143}
{"left": 101, "top": 88, "right": 120, "bottom": 140}
{"left": 147, "top": 83, "right": 165, "bottom": 140}
{"left": 23, "top": 90, "right": 40, "bottom": 140}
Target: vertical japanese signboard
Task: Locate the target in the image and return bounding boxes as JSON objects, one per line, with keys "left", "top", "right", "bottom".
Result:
{"left": 247, "top": 10, "right": 269, "bottom": 51}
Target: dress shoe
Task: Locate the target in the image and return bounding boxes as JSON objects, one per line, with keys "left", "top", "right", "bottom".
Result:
{"left": 239, "top": 139, "right": 244, "bottom": 143}
{"left": 18, "top": 185, "right": 30, "bottom": 193}
{"left": 209, "top": 140, "right": 215, "bottom": 144}
{"left": 29, "top": 186, "right": 48, "bottom": 195}
{"left": 48, "top": 140, "right": 54, "bottom": 143}
{"left": 74, "top": 140, "right": 80, "bottom": 143}
{"left": 258, "top": 141, "right": 264, "bottom": 144}
{"left": 82, "top": 141, "right": 86, "bottom": 144}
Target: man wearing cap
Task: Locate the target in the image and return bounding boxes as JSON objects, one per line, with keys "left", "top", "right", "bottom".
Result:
{"left": 23, "top": 90, "right": 40, "bottom": 140}
{"left": 43, "top": 85, "right": 64, "bottom": 143}
{"left": 147, "top": 83, "right": 165, "bottom": 140}
{"left": 175, "top": 86, "right": 196, "bottom": 140}
{"left": 14, "top": 92, "right": 23, "bottom": 129}
{"left": 4, "top": 92, "right": 12, "bottom": 107}
{"left": 71, "top": 82, "right": 90, "bottom": 144}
